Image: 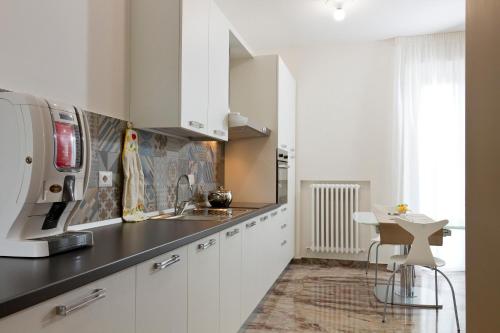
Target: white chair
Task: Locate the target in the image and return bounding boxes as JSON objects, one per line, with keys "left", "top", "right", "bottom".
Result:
{"left": 381, "top": 217, "right": 460, "bottom": 332}
{"left": 354, "top": 209, "right": 397, "bottom": 287}
{"left": 353, "top": 212, "right": 382, "bottom": 283}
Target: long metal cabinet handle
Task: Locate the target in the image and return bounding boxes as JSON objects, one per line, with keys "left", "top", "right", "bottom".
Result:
{"left": 56, "top": 289, "right": 106, "bottom": 316}
{"left": 198, "top": 238, "right": 216, "bottom": 251}
{"left": 281, "top": 240, "right": 287, "bottom": 246}
{"left": 213, "top": 129, "right": 226, "bottom": 136}
{"left": 153, "top": 254, "right": 181, "bottom": 271}
{"left": 189, "top": 121, "right": 205, "bottom": 129}
{"left": 281, "top": 224, "right": 287, "bottom": 229}
{"left": 246, "top": 221, "right": 257, "bottom": 228}
{"left": 271, "top": 211, "right": 278, "bottom": 217}
{"left": 226, "top": 228, "right": 240, "bottom": 237}
{"left": 260, "top": 216, "right": 268, "bottom": 222}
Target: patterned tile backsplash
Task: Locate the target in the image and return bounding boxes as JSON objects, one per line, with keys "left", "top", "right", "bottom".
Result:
{"left": 70, "top": 111, "right": 224, "bottom": 226}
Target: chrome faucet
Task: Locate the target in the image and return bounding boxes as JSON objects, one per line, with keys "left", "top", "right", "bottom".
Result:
{"left": 174, "top": 174, "right": 193, "bottom": 215}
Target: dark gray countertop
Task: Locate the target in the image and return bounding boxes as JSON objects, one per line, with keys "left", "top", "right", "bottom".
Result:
{"left": 0, "top": 203, "right": 279, "bottom": 319}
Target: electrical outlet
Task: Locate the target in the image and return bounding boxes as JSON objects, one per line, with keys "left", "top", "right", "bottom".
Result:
{"left": 98, "top": 171, "right": 113, "bottom": 188}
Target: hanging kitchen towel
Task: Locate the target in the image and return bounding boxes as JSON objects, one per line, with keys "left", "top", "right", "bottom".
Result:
{"left": 122, "top": 128, "right": 148, "bottom": 222}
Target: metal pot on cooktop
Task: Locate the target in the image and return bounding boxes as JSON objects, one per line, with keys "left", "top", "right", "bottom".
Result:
{"left": 208, "top": 186, "right": 233, "bottom": 208}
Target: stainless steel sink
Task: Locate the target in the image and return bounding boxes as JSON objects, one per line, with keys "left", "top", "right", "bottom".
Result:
{"left": 149, "top": 208, "right": 253, "bottom": 222}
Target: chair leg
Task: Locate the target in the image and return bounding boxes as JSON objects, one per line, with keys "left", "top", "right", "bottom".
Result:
{"left": 391, "top": 262, "right": 396, "bottom": 304}
{"left": 434, "top": 268, "right": 439, "bottom": 310}
{"left": 436, "top": 268, "right": 461, "bottom": 332}
{"left": 382, "top": 268, "right": 399, "bottom": 323}
{"left": 375, "top": 243, "right": 381, "bottom": 286}
{"left": 412, "top": 265, "right": 416, "bottom": 287}
{"left": 366, "top": 241, "right": 377, "bottom": 275}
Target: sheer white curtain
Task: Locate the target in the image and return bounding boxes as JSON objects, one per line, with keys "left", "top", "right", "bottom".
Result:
{"left": 395, "top": 32, "right": 465, "bottom": 270}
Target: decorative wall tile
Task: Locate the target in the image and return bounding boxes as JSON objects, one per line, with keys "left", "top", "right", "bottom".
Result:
{"left": 71, "top": 111, "right": 224, "bottom": 225}
{"left": 144, "top": 185, "right": 157, "bottom": 212}
{"left": 98, "top": 187, "right": 122, "bottom": 220}
{"left": 156, "top": 186, "right": 169, "bottom": 211}
{"left": 167, "top": 137, "right": 189, "bottom": 153}
{"left": 98, "top": 117, "right": 126, "bottom": 153}
{"left": 166, "top": 157, "right": 179, "bottom": 185}
{"left": 85, "top": 112, "right": 101, "bottom": 155}
{"left": 71, "top": 188, "right": 99, "bottom": 225}
{"left": 153, "top": 134, "right": 168, "bottom": 155}
{"left": 137, "top": 130, "right": 155, "bottom": 156}
{"left": 166, "top": 185, "right": 177, "bottom": 208}
{"left": 178, "top": 159, "right": 189, "bottom": 176}
{"left": 140, "top": 155, "right": 154, "bottom": 186}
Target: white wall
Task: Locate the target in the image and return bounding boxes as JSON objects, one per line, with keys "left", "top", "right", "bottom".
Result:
{"left": 262, "top": 41, "right": 398, "bottom": 260}
{"left": 0, "top": 0, "right": 130, "bottom": 120}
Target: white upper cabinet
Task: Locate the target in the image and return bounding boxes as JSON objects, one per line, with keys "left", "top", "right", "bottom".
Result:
{"left": 208, "top": 2, "right": 230, "bottom": 141}
{"left": 278, "top": 58, "right": 296, "bottom": 150}
{"left": 130, "top": 0, "right": 230, "bottom": 141}
{"left": 181, "top": 0, "right": 210, "bottom": 134}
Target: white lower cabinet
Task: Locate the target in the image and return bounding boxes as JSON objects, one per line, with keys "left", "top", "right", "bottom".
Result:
{"left": 279, "top": 205, "right": 293, "bottom": 271}
{"left": 0, "top": 268, "right": 135, "bottom": 333}
{"left": 0, "top": 207, "right": 295, "bottom": 333}
{"left": 136, "top": 246, "right": 188, "bottom": 333}
{"left": 241, "top": 216, "right": 262, "bottom": 321}
{"left": 265, "top": 210, "right": 281, "bottom": 290}
{"left": 188, "top": 234, "right": 220, "bottom": 333}
{"left": 219, "top": 225, "right": 242, "bottom": 333}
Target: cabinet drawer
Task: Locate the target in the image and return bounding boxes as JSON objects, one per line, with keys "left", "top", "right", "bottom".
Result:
{"left": 136, "top": 246, "right": 188, "bottom": 333}
{"left": 0, "top": 268, "right": 135, "bottom": 333}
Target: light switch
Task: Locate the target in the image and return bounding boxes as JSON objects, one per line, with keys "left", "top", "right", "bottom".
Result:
{"left": 187, "top": 174, "right": 195, "bottom": 185}
{"left": 99, "top": 171, "right": 113, "bottom": 188}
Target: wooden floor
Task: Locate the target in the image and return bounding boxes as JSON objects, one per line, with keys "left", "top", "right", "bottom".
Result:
{"left": 242, "top": 262, "right": 465, "bottom": 333}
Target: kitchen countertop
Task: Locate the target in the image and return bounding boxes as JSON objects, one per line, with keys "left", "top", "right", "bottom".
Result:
{"left": 0, "top": 203, "right": 280, "bottom": 319}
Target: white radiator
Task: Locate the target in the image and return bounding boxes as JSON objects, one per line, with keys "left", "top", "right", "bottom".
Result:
{"left": 310, "top": 184, "right": 361, "bottom": 254}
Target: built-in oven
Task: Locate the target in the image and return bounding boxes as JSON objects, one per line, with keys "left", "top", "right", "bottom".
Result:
{"left": 276, "top": 148, "right": 289, "bottom": 204}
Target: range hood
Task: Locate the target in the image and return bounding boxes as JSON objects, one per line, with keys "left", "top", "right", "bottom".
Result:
{"left": 228, "top": 121, "right": 271, "bottom": 140}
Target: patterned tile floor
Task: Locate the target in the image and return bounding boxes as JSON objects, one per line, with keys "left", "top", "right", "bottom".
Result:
{"left": 242, "top": 262, "right": 465, "bottom": 333}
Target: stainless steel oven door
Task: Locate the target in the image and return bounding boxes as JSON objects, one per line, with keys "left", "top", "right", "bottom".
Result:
{"left": 277, "top": 160, "right": 289, "bottom": 204}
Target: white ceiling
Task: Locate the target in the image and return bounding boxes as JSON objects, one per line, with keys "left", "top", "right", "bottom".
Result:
{"left": 216, "top": 0, "right": 465, "bottom": 51}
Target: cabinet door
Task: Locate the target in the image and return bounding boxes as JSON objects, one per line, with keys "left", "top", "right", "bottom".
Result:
{"left": 286, "top": 208, "right": 295, "bottom": 263}
{"left": 219, "top": 226, "right": 242, "bottom": 333}
{"left": 188, "top": 234, "right": 220, "bottom": 333}
{"left": 265, "top": 210, "right": 281, "bottom": 288}
{"left": 279, "top": 205, "right": 293, "bottom": 270}
{"left": 0, "top": 268, "right": 135, "bottom": 333}
{"left": 241, "top": 217, "right": 261, "bottom": 321}
{"left": 208, "top": 1, "right": 229, "bottom": 141}
{"left": 278, "top": 58, "right": 295, "bottom": 150}
{"left": 181, "top": 0, "right": 210, "bottom": 134}
{"left": 136, "top": 247, "right": 188, "bottom": 333}
{"left": 288, "top": 59, "right": 296, "bottom": 253}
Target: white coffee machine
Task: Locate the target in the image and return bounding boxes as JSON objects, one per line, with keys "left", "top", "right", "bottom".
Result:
{"left": 0, "top": 92, "right": 93, "bottom": 257}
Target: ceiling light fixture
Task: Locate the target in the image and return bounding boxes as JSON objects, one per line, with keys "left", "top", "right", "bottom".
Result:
{"left": 325, "top": 0, "right": 348, "bottom": 22}
{"left": 333, "top": 6, "right": 346, "bottom": 21}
